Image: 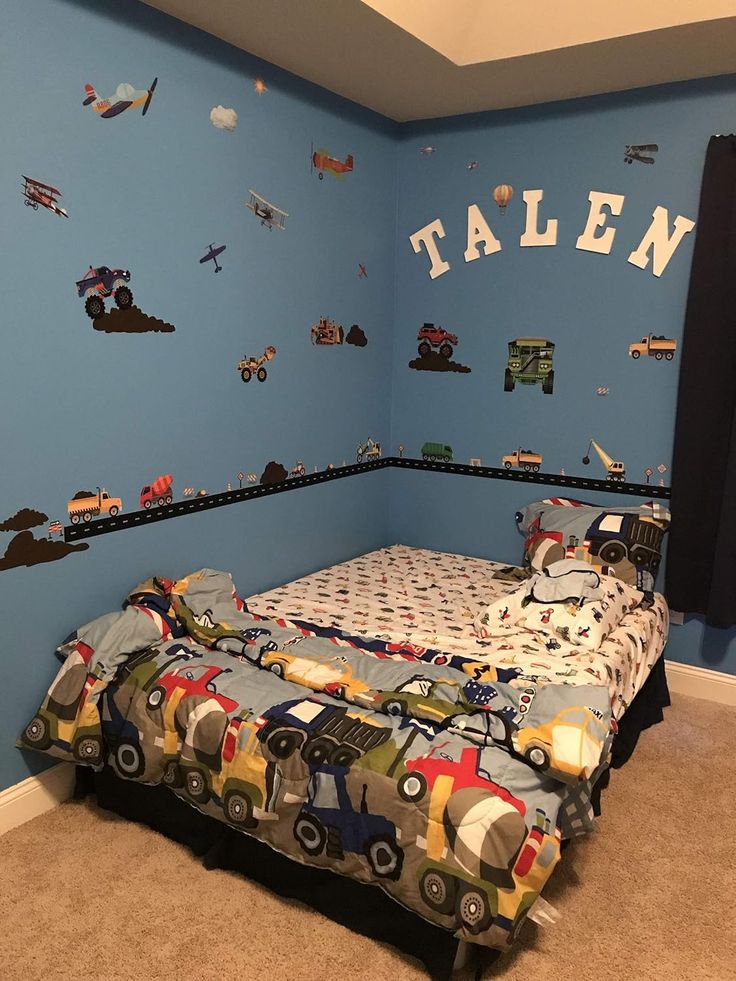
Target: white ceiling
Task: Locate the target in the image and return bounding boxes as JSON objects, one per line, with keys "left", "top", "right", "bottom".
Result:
{"left": 142, "top": 0, "right": 736, "bottom": 121}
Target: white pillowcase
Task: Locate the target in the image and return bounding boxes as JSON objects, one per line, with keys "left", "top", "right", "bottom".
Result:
{"left": 474, "top": 574, "right": 643, "bottom": 651}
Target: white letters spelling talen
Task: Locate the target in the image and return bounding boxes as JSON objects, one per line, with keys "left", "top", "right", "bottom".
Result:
{"left": 464, "top": 204, "right": 502, "bottom": 263}
{"left": 627, "top": 206, "right": 696, "bottom": 277}
{"left": 576, "top": 191, "right": 626, "bottom": 255}
{"left": 409, "top": 189, "right": 694, "bottom": 280}
{"left": 519, "top": 189, "right": 558, "bottom": 247}
{"left": 409, "top": 218, "right": 451, "bottom": 279}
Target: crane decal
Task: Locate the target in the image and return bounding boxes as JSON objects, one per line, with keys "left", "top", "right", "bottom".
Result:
{"left": 582, "top": 439, "right": 626, "bottom": 483}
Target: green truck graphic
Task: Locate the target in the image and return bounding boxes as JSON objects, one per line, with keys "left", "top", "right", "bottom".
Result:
{"left": 504, "top": 338, "right": 555, "bottom": 395}
{"left": 421, "top": 442, "right": 453, "bottom": 462}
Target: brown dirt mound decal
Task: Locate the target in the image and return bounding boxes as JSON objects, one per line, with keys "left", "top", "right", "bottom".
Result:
{"left": 409, "top": 352, "right": 471, "bottom": 373}
{"left": 93, "top": 306, "right": 175, "bottom": 334}
{"left": 260, "top": 461, "right": 288, "bottom": 485}
{"left": 346, "top": 324, "right": 367, "bottom": 347}
{"left": 0, "top": 530, "right": 89, "bottom": 570}
{"left": 0, "top": 508, "right": 47, "bottom": 532}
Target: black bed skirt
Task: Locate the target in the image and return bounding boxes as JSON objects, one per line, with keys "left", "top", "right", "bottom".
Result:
{"left": 611, "top": 654, "right": 670, "bottom": 767}
{"left": 588, "top": 654, "right": 670, "bottom": 813}
{"left": 76, "top": 657, "right": 670, "bottom": 977}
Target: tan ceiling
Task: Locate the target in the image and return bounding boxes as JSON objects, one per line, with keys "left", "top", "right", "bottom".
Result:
{"left": 363, "top": 0, "right": 736, "bottom": 65}
{"left": 142, "top": 0, "right": 736, "bottom": 121}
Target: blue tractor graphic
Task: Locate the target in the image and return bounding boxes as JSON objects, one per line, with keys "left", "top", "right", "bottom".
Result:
{"left": 293, "top": 764, "right": 404, "bottom": 880}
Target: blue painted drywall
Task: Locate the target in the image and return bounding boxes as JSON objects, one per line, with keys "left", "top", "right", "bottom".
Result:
{"left": 389, "top": 75, "right": 736, "bottom": 677}
{"left": 0, "top": 0, "right": 396, "bottom": 790}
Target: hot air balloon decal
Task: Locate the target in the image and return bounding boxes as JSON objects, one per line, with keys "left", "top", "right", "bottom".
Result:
{"left": 493, "top": 184, "right": 514, "bottom": 214}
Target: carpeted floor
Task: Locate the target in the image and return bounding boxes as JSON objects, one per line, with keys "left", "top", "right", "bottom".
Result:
{"left": 1, "top": 692, "right": 734, "bottom": 981}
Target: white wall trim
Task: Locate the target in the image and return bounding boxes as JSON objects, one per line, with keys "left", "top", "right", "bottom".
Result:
{"left": 665, "top": 660, "right": 736, "bottom": 707}
{"left": 0, "top": 763, "right": 75, "bottom": 837}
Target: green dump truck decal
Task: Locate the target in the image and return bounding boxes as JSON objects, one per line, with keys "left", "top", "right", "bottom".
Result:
{"left": 504, "top": 338, "right": 555, "bottom": 395}
{"left": 421, "top": 442, "right": 453, "bottom": 462}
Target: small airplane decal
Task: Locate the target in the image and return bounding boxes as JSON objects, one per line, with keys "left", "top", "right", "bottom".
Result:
{"left": 245, "top": 189, "right": 289, "bottom": 231}
{"left": 199, "top": 243, "right": 226, "bottom": 273}
{"left": 358, "top": 263, "right": 368, "bottom": 279}
{"left": 83, "top": 77, "right": 158, "bottom": 118}
{"left": 311, "top": 145, "right": 354, "bottom": 180}
{"left": 21, "top": 176, "right": 68, "bottom": 218}
{"left": 419, "top": 145, "right": 436, "bottom": 155}
{"left": 624, "top": 143, "right": 658, "bottom": 165}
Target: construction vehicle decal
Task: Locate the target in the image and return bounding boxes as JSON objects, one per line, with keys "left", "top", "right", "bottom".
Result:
{"left": 356, "top": 437, "right": 381, "bottom": 463}
{"left": 238, "top": 346, "right": 277, "bottom": 383}
{"left": 67, "top": 487, "right": 123, "bottom": 524}
{"left": 582, "top": 438, "right": 626, "bottom": 483}
{"left": 628, "top": 334, "right": 676, "bottom": 360}
{"left": 140, "top": 475, "right": 173, "bottom": 510}
{"left": 504, "top": 338, "right": 555, "bottom": 394}
{"left": 311, "top": 317, "right": 343, "bottom": 345}
{"left": 502, "top": 449, "right": 543, "bottom": 472}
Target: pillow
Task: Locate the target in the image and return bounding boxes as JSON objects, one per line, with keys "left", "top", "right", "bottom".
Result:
{"left": 515, "top": 497, "right": 670, "bottom": 592}
{"left": 474, "top": 572, "right": 643, "bottom": 650}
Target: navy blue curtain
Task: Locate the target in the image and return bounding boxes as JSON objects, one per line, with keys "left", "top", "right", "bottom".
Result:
{"left": 666, "top": 135, "right": 736, "bottom": 627}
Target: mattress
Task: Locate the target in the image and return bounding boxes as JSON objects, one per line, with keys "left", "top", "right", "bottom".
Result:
{"left": 248, "top": 544, "right": 669, "bottom": 720}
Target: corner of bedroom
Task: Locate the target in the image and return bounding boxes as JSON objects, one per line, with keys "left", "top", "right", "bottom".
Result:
{"left": 1, "top": 2, "right": 734, "bottom": 979}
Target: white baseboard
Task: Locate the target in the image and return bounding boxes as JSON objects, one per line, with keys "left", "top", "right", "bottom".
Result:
{"left": 665, "top": 660, "right": 736, "bottom": 707}
{"left": 0, "top": 763, "right": 76, "bottom": 837}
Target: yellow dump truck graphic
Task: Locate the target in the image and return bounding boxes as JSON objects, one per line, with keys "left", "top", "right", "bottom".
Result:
{"left": 67, "top": 487, "right": 122, "bottom": 524}
{"left": 502, "top": 449, "right": 543, "bottom": 472}
{"left": 629, "top": 334, "right": 676, "bottom": 360}
{"left": 514, "top": 706, "right": 608, "bottom": 780}
{"left": 261, "top": 650, "right": 371, "bottom": 700}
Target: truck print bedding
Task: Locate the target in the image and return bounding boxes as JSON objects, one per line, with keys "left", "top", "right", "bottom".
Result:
{"left": 19, "top": 568, "right": 616, "bottom": 953}
{"left": 247, "top": 545, "right": 669, "bottom": 720}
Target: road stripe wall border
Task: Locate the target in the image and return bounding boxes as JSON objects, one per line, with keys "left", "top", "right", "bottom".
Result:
{"left": 64, "top": 457, "right": 670, "bottom": 543}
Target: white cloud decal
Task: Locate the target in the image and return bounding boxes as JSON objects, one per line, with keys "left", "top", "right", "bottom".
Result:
{"left": 210, "top": 105, "right": 238, "bottom": 131}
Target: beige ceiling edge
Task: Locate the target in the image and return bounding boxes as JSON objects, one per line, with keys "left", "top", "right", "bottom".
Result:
{"left": 362, "top": 0, "right": 736, "bottom": 66}
{"left": 141, "top": 1, "right": 736, "bottom": 122}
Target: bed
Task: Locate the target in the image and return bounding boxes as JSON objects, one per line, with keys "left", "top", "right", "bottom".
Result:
{"left": 19, "top": 542, "right": 670, "bottom": 979}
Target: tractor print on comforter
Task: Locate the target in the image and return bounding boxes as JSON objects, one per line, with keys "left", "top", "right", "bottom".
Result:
{"left": 19, "top": 569, "right": 612, "bottom": 950}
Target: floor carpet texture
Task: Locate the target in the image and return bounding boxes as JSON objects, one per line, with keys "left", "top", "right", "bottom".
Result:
{"left": 1, "top": 692, "right": 734, "bottom": 980}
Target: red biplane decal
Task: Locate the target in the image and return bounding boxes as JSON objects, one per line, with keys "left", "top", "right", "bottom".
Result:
{"left": 21, "top": 176, "right": 68, "bottom": 218}
{"left": 311, "top": 145, "right": 354, "bottom": 180}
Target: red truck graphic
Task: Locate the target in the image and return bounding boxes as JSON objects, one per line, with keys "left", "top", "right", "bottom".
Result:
{"left": 140, "top": 474, "right": 173, "bottom": 509}
{"left": 397, "top": 744, "right": 526, "bottom": 814}
{"left": 146, "top": 664, "right": 238, "bottom": 715}
{"left": 417, "top": 323, "right": 459, "bottom": 359}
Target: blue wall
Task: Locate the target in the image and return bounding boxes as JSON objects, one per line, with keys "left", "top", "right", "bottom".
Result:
{"left": 0, "top": 0, "right": 396, "bottom": 790}
{"left": 2, "top": 1, "right": 735, "bottom": 791}
{"left": 389, "top": 75, "right": 736, "bottom": 680}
